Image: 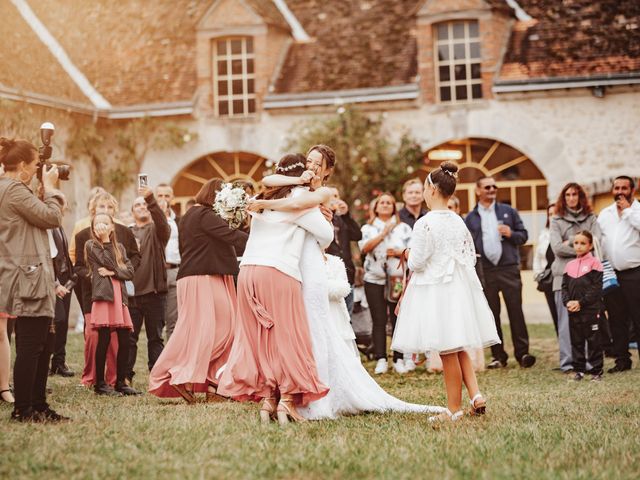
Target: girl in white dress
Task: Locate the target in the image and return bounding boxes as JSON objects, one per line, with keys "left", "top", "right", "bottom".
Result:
{"left": 392, "top": 162, "right": 500, "bottom": 423}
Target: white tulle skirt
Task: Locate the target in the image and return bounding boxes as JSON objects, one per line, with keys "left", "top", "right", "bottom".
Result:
{"left": 392, "top": 265, "right": 500, "bottom": 355}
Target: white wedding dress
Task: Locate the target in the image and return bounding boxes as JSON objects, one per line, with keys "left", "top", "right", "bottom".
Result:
{"left": 298, "top": 233, "right": 445, "bottom": 420}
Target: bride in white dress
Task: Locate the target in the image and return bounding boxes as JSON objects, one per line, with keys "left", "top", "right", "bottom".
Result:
{"left": 252, "top": 146, "right": 444, "bottom": 419}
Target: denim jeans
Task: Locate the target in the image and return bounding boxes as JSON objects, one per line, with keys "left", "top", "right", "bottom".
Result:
{"left": 127, "top": 292, "right": 166, "bottom": 380}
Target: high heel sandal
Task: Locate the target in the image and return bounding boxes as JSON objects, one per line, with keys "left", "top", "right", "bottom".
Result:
{"left": 205, "top": 384, "right": 226, "bottom": 403}
{"left": 172, "top": 384, "right": 196, "bottom": 404}
{"left": 0, "top": 388, "right": 15, "bottom": 403}
{"left": 276, "top": 395, "right": 307, "bottom": 425}
{"left": 469, "top": 393, "right": 486, "bottom": 416}
{"left": 259, "top": 397, "right": 278, "bottom": 424}
{"left": 428, "top": 408, "right": 464, "bottom": 424}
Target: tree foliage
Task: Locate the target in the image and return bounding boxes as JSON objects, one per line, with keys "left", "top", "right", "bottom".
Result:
{"left": 284, "top": 105, "right": 423, "bottom": 218}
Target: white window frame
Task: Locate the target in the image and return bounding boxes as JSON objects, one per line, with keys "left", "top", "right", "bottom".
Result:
{"left": 213, "top": 37, "right": 256, "bottom": 117}
{"left": 434, "top": 20, "right": 483, "bottom": 104}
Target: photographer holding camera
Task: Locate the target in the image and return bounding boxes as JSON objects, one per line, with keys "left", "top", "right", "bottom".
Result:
{"left": 0, "top": 136, "right": 69, "bottom": 422}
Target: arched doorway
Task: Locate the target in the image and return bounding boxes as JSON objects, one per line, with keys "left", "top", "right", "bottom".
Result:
{"left": 171, "top": 151, "right": 268, "bottom": 212}
{"left": 424, "top": 138, "right": 549, "bottom": 265}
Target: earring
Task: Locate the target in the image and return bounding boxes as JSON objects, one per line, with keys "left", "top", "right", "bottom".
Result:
{"left": 18, "top": 171, "right": 30, "bottom": 184}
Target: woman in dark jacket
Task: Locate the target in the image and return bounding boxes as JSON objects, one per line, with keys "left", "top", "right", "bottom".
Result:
{"left": 80, "top": 213, "right": 139, "bottom": 396}
{"left": 0, "top": 137, "right": 67, "bottom": 422}
{"left": 149, "top": 178, "right": 248, "bottom": 403}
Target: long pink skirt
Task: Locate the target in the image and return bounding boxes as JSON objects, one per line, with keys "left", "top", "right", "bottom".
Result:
{"left": 148, "top": 275, "right": 237, "bottom": 398}
{"left": 217, "top": 266, "right": 329, "bottom": 406}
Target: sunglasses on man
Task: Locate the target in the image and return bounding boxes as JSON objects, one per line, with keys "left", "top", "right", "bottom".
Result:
{"left": 483, "top": 185, "right": 498, "bottom": 191}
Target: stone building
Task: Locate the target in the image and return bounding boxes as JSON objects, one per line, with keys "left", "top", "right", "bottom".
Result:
{"left": 2, "top": 0, "right": 640, "bottom": 245}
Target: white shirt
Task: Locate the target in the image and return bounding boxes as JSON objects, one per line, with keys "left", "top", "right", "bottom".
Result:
{"left": 597, "top": 200, "right": 640, "bottom": 271}
{"left": 240, "top": 188, "right": 334, "bottom": 282}
{"left": 533, "top": 228, "right": 550, "bottom": 276}
{"left": 359, "top": 217, "right": 412, "bottom": 285}
{"left": 478, "top": 201, "right": 502, "bottom": 265}
{"left": 165, "top": 211, "right": 181, "bottom": 265}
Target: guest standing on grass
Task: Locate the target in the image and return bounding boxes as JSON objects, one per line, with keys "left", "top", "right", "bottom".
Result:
{"left": 82, "top": 214, "right": 140, "bottom": 396}
{"left": 126, "top": 186, "right": 171, "bottom": 386}
{"left": 149, "top": 178, "right": 248, "bottom": 403}
{"left": 533, "top": 204, "right": 559, "bottom": 335}
{"left": 392, "top": 162, "right": 500, "bottom": 423}
{"left": 465, "top": 176, "right": 535, "bottom": 370}
{"left": 0, "top": 137, "right": 68, "bottom": 422}
{"left": 550, "top": 183, "right": 601, "bottom": 374}
{"left": 597, "top": 175, "right": 640, "bottom": 373}
{"left": 561, "top": 231, "right": 604, "bottom": 382}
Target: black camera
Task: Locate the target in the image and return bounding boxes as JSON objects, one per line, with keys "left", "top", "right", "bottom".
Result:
{"left": 38, "top": 122, "right": 70, "bottom": 181}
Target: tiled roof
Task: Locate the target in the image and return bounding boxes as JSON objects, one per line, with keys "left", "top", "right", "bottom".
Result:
{"left": 246, "top": 0, "right": 290, "bottom": 30}
{"left": 273, "top": 0, "right": 422, "bottom": 94}
{"left": 499, "top": 0, "right": 640, "bottom": 81}
{"left": 0, "top": 0, "right": 89, "bottom": 105}
{"left": 27, "top": 0, "right": 212, "bottom": 107}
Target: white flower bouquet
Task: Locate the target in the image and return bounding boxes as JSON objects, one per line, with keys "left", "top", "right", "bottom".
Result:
{"left": 214, "top": 183, "right": 249, "bottom": 229}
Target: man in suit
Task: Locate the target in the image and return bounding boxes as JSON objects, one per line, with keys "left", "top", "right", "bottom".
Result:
{"left": 49, "top": 225, "right": 75, "bottom": 377}
{"left": 465, "top": 176, "right": 536, "bottom": 369}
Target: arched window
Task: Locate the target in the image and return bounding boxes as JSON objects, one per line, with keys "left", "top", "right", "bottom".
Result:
{"left": 434, "top": 20, "right": 482, "bottom": 103}
{"left": 213, "top": 37, "right": 256, "bottom": 117}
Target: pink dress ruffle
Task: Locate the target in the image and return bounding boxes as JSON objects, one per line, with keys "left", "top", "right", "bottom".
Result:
{"left": 89, "top": 279, "right": 133, "bottom": 330}
{"left": 148, "top": 275, "right": 237, "bottom": 397}
{"left": 218, "top": 266, "right": 329, "bottom": 406}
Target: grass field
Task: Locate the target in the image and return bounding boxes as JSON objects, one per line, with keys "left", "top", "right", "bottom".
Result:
{"left": 1, "top": 324, "right": 639, "bottom": 479}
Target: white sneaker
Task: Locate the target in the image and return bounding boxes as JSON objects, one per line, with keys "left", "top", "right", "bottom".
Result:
{"left": 374, "top": 359, "right": 388, "bottom": 375}
{"left": 393, "top": 359, "right": 408, "bottom": 374}
{"left": 404, "top": 358, "right": 417, "bottom": 372}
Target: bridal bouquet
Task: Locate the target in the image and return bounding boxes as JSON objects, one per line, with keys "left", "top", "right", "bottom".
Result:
{"left": 214, "top": 182, "right": 249, "bottom": 229}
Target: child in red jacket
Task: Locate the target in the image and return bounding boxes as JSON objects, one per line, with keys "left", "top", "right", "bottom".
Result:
{"left": 561, "top": 230, "right": 604, "bottom": 382}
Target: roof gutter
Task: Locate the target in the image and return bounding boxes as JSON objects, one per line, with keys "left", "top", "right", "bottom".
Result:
{"left": 264, "top": 84, "right": 419, "bottom": 109}
{"left": 493, "top": 72, "right": 640, "bottom": 93}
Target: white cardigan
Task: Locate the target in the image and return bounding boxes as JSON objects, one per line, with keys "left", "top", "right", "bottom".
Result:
{"left": 241, "top": 191, "right": 334, "bottom": 281}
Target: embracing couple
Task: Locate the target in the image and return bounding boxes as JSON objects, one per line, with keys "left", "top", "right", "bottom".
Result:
{"left": 217, "top": 145, "right": 444, "bottom": 424}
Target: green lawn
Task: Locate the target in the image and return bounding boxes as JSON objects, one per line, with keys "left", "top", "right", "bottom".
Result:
{"left": 1, "top": 324, "right": 639, "bottom": 479}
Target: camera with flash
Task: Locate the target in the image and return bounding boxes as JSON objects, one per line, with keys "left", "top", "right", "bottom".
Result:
{"left": 38, "top": 122, "right": 71, "bottom": 181}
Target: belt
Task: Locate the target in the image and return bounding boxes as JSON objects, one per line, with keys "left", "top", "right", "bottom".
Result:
{"left": 165, "top": 263, "right": 179, "bottom": 269}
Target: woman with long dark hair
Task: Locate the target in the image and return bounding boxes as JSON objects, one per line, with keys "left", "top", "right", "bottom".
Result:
{"left": 0, "top": 137, "right": 68, "bottom": 422}
{"left": 149, "top": 178, "right": 248, "bottom": 403}
{"left": 550, "top": 183, "right": 601, "bottom": 373}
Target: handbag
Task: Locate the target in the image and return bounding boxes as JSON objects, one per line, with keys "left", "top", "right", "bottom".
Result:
{"left": 534, "top": 267, "right": 553, "bottom": 293}
{"left": 385, "top": 274, "right": 404, "bottom": 303}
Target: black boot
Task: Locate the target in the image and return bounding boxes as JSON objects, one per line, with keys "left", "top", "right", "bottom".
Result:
{"left": 50, "top": 363, "right": 75, "bottom": 377}
{"left": 115, "top": 381, "right": 142, "bottom": 396}
{"left": 94, "top": 382, "right": 121, "bottom": 396}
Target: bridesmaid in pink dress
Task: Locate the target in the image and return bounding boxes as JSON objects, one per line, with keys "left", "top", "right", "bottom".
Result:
{"left": 148, "top": 178, "right": 248, "bottom": 403}
{"left": 218, "top": 154, "right": 334, "bottom": 424}
{"left": 83, "top": 214, "right": 140, "bottom": 396}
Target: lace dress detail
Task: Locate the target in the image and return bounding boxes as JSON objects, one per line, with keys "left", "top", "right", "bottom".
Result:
{"left": 391, "top": 211, "right": 501, "bottom": 355}
{"left": 298, "top": 233, "right": 445, "bottom": 420}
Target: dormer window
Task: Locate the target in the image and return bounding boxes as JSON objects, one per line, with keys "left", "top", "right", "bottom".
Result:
{"left": 435, "top": 20, "right": 482, "bottom": 103}
{"left": 213, "top": 37, "right": 256, "bottom": 117}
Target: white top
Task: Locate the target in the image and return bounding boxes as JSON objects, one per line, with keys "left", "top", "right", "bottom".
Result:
{"left": 359, "top": 217, "right": 412, "bottom": 285}
{"left": 240, "top": 188, "right": 334, "bottom": 281}
{"left": 408, "top": 210, "right": 476, "bottom": 285}
{"left": 532, "top": 228, "right": 550, "bottom": 276}
{"left": 597, "top": 200, "right": 640, "bottom": 271}
{"left": 165, "top": 213, "right": 181, "bottom": 265}
{"left": 478, "top": 201, "right": 502, "bottom": 265}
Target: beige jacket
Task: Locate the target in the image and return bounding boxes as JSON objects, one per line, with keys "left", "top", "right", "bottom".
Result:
{"left": 0, "top": 177, "right": 64, "bottom": 318}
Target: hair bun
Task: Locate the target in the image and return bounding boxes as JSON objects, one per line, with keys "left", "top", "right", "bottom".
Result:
{"left": 0, "top": 137, "right": 15, "bottom": 149}
{"left": 440, "top": 161, "right": 459, "bottom": 174}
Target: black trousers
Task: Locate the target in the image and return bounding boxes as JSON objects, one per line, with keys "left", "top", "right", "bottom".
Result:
{"left": 51, "top": 293, "right": 72, "bottom": 368}
{"left": 364, "top": 282, "right": 401, "bottom": 362}
{"left": 127, "top": 292, "right": 166, "bottom": 379}
{"left": 482, "top": 263, "right": 531, "bottom": 363}
{"left": 605, "top": 266, "right": 640, "bottom": 368}
{"left": 13, "top": 316, "right": 53, "bottom": 413}
{"left": 543, "top": 289, "right": 559, "bottom": 335}
{"left": 569, "top": 313, "right": 604, "bottom": 375}
{"left": 96, "top": 328, "right": 130, "bottom": 385}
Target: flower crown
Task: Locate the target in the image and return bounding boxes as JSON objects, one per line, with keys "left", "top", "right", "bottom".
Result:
{"left": 275, "top": 162, "right": 305, "bottom": 173}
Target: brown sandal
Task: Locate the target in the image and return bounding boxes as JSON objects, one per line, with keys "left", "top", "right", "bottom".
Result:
{"left": 205, "top": 384, "right": 226, "bottom": 403}
{"left": 172, "top": 384, "right": 196, "bottom": 404}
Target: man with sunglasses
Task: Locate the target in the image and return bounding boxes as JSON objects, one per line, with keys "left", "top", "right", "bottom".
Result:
{"left": 465, "top": 176, "right": 536, "bottom": 369}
